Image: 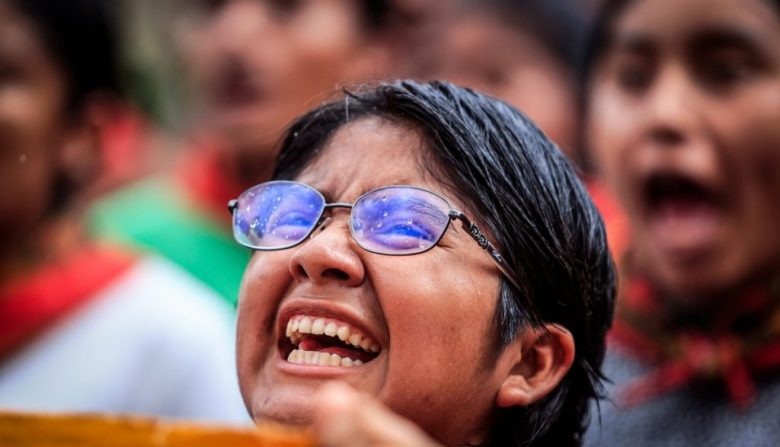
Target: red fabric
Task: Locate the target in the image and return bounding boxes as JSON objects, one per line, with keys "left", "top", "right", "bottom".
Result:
{"left": 0, "top": 246, "right": 136, "bottom": 358}
{"left": 177, "top": 139, "right": 245, "bottom": 221}
{"left": 587, "top": 179, "right": 630, "bottom": 260}
{"left": 610, "top": 273, "right": 780, "bottom": 408}
{"left": 99, "top": 107, "right": 147, "bottom": 183}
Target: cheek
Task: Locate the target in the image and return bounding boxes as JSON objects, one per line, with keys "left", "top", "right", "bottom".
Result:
{"left": 236, "top": 254, "right": 291, "bottom": 374}
{"left": 712, "top": 87, "right": 780, "bottom": 230}
{"left": 0, "top": 84, "right": 64, "bottom": 238}
{"left": 586, "top": 86, "right": 638, "bottom": 184}
{"left": 376, "top": 256, "right": 501, "bottom": 414}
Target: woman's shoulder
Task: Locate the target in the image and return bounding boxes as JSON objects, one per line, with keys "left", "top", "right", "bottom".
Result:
{"left": 586, "top": 348, "right": 780, "bottom": 446}
{"left": 0, "top": 255, "right": 246, "bottom": 422}
{"left": 89, "top": 255, "right": 238, "bottom": 352}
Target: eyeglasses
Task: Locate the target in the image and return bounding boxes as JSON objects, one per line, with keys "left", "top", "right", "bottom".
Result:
{"left": 228, "top": 181, "right": 520, "bottom": 289}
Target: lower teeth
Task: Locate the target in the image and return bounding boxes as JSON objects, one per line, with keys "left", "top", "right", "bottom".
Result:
{"left": 287, "top": 349, "right": 363, "bottom": 367}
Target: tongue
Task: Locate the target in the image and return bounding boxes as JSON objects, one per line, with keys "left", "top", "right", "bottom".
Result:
{"left": 298, "top": 338, "right": 376, "bottom": 362}
{"left": 649, "top": 196, "right": 721, "bottom": 259}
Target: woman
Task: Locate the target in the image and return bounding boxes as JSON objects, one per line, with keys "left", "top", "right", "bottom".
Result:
{"left": 582, "top": 0, "right": 780, "bottom": 444}
{"left": 0, "top": 0, "right": 245, "bottom": 422}
{"left": 231, "top": 80, "right": 616, "bottom": 446}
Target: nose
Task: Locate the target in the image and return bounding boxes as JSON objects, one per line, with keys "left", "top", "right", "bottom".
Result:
{"left": 212, "top": 0, "right": 271, "bottom": 54}
{"left": 643, "top": 64, "right": 699, "bottom": 147}
{"left": 288, "top": 217, "right": 366, "bottom": 287}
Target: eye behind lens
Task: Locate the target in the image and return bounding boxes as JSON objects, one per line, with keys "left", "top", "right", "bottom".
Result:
{"left": 233, "top": 181, "right": 325, "bottom": 250}
{"left": 351, "top": 186, "right": 451, "bottom": 255}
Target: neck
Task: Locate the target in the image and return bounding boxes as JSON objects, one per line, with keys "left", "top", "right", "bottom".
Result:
{"left": 0, "top": 212, "right": 85, "bottom": 284}
{"left": 622, "top": 253, "right": 780, "bottom": 333}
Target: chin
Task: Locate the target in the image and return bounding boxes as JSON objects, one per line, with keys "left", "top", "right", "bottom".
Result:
{"left": 250, "top": 392, "right": 317, "bottom": 427}
{"left": 653, "top": 252, "right": 740, "bottom": 301}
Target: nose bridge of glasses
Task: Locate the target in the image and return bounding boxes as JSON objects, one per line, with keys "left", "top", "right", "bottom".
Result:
{"left": 310, "top": 202, "right": 354, "bottom": 235}
{"left": 324, "top": 202, "right": 354, "bottom": 210}
{"left": 321, "top": 202, "right": 354, "bottom": 222}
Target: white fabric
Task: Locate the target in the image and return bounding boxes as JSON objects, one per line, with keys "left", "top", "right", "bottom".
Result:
{"left": 0, "top": 256, "right": 250, "bottom": 424}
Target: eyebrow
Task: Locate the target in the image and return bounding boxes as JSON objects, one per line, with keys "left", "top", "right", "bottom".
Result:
{"left": 611, "top": 25, "right": 769, "bottom": 57}
{"left": 688, "top": 26, "right": 767, "bottom": 55}
{"left": 608, "top": 33, "right": 656, "bottom": 56}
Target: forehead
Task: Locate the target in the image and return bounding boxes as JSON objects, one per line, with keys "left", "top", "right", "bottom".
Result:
{"left": 613, "top": 0, "right": 778, "bottom": 45}
{"left": 295, "top": 117, "right": 441, "bottom": 200}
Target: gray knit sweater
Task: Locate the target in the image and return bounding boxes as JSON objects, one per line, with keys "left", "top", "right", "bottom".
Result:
{"left": 585, "top": 349, "right": 780, "bottom": 446}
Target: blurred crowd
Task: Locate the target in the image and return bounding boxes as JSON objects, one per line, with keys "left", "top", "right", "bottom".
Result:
{"left": 0, "top": 0, "right": 778, "bottom": 444}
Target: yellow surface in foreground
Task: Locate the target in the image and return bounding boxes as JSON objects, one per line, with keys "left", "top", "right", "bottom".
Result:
{"left": 0, "top": 412, "right": 314, "bottom": 447}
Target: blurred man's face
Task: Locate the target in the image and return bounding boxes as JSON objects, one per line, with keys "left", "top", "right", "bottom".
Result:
{"left": 179, "top": 0, "right": 387, "bottom": 164}
{"left": 587, "top": 0, "right": 780, "bottom": 300}
{"left": 0, "top": 1, "right": 69, "bottom": 252}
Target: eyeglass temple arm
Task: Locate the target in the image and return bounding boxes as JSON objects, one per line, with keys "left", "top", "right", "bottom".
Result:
{"left": 449, "top": 211, "right": 522, "bottom": 290}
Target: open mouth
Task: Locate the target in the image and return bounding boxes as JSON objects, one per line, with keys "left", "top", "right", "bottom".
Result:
{"left": 639, "top": 171, "right": 726, "bottom": 257}
{"left": 213, "top": 61, "right": 266, "bottom": 109}
{"left": 645, "top": 174, "right": 719, "bottom": 208}
{"left": 280, "top": 315, "right": 381, "bottom": 368}
{"left": 644, "top": 173, "right": 722, "bottom": 217}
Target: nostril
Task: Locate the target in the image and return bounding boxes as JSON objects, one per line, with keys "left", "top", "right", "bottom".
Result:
{"left": 296, "top": 265, "right": 308, "bottom": 279}
{"left": 651, "top": 127, "right": 685, "bottom": 146}
{"left": 322, "top": 268, "right": 350, "bottom": 281}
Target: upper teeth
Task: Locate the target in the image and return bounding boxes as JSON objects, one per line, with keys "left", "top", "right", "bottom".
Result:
{"left": 286, "top": 315, "right": 380, "bottom": 353}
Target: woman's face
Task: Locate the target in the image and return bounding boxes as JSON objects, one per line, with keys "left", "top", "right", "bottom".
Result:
{"left": 421, "top": 14, "right": 577, "bottom": 155}
{"left": 180, "top": 0, "right": 388, "bottom": 158}
{"left": 236, "top": 118, "right": 512, "bottom": 445}
{"left": 587, "top": 0, "right": 780, "bottom": 299}
{"left": 0, "top": 1, "right": 68, "bottom": 251}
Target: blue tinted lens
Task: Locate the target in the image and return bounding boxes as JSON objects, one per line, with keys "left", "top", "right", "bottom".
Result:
{"left": 352, "top": 187, "right": 451, "bottom": 254}
{"left": 233, "top": 182, "right": 324, "bottom": 249}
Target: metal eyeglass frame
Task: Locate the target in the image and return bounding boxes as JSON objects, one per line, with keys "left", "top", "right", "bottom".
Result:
{"left": 228, "top": 181, "right": 521, "bottom": 290}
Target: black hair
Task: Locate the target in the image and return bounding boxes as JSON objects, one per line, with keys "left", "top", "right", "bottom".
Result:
{"left": 8, "top": 0, "right": 121, "bottom": 114}
{"left": 273, "top": 80, "right": 616, "bottom": 446}
{"left": 458, "top": 0, "right": 586, "bottom": 77}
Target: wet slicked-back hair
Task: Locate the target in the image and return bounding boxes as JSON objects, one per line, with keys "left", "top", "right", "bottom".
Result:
{"left": 273, "top": 80, "right": 615, "bottom": 446}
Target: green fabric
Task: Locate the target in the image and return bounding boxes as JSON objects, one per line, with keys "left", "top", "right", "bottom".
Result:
{"left": 87, "top": 177, "right": 250, "bottom": 307}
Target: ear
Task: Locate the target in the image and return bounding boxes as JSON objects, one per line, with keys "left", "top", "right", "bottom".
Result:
{"left": 495, "top": 324, "right": 575, "bottom": 408}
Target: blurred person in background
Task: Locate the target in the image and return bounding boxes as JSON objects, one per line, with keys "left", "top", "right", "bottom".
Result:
{"left": 89, "top": 0, "right": 409, "bottom": 306}
{"left": 412, "top": 0, "right": 630, "bottom": 258}
{"left": 582, "top": 0, "right": 780, "bottom": 444}
{"left": 0, "top": 0, "right": 246, "bottom": 422}
{"left": 413, "top": 0, "right": 583, "bottom": 158}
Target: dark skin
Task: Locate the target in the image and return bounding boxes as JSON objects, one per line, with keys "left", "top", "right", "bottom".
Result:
{"left": 0, "top": 0, "right": 98, "bottom": 280}
{"left": 587, "top": 0, "right": 780, "bottom": 302}
{"left": 176, "top": 0, "right": 395, "bottom": 187}
{"left": 236, "top": 118, "right": 575, "bottom": 446}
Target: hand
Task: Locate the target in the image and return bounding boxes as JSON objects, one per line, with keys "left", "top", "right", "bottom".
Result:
{"left": 313, "top": 382, "right": 442, "bottom": 447}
